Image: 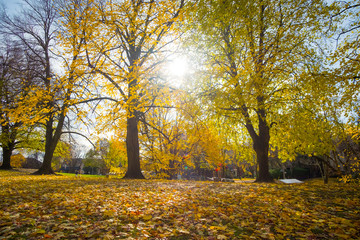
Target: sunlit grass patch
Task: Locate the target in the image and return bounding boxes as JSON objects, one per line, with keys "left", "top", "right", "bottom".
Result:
{"left": 57, "top": 172, "right": 105, "bottom": 178}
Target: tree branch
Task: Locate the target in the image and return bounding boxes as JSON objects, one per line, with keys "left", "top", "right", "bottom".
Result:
{"left": 61, "top": 131, "right": 95, "bottom": 148}
{"left": 75, "top": 97, "right": 118, "bottom": 105}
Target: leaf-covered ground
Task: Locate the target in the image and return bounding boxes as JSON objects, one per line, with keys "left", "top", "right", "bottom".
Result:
{"left": 0, "top": 171, "right": 359, "bottom": 239}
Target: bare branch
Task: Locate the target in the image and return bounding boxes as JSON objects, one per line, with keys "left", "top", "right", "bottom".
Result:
{"left": 61, "top": 131, "right": 95, "bottom": 148}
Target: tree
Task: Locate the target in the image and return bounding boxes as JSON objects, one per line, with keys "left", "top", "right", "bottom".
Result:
{"left": 188, "top": 0, "right": 330, "bottom": 182}
{"left": 83, "top": 0, "right": 186, "bottom": 178}
{"left": 104, "top": 138, "right": 127, "bottom": 174}
{"left": 0, "top": 0, "right": 60, "bottom": 174}
{"left": 0, "top": 43, "right": 23, "bottom": 170}
{"left": 330, "top": 1, "right": 359, "bottom": 127}
{"left": 331, "top": 1, "right": 359, "bottom": 84}
{"left": 82, "top": 137, "right": 126, "bottom": 175}
{"left": 140, "top": 95, "right": 190, "bottom": 179}
{"left": 10, "top": 153, "right": 26, "bottom": 168}
{"left": 0, "top": 40, "right": 40, "bottom": 170}
{"left": 52, "top": 140, "right": 71, "bottom": 171}
{"left": 272, "top": 89, "right": 360, "bottom": 183}
{"left": 1, "top": 0, "right": 94, "bottom": 174}
{"left": 337, "top": 131, "right": 360, "bottom": 183}
{"left": 270, "top": 0, "right": 360, "bottom": 183}
{"left": 83, "top": 149, "right": 103, "bottom": 175}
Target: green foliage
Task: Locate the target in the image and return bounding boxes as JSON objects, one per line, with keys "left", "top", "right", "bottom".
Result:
{"left": 83, "top": 148, "right": 107, "bottom": 174}
{"left": 185, "top": 0, "right": 334, "bottom": 181}
{"left": 269, "top": 169, "right": 282, "bottom": 179}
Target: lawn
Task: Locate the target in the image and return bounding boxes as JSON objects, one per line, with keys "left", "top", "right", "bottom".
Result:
{"left": 0, "top": 170, "right": 359, "bottom": 239}
{"left": 58, "top": 172, "right": 106, "bottom": 178}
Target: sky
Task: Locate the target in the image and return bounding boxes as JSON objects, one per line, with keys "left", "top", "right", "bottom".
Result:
{"left": 0, "top": 0, "right": 21, "bottom": 14}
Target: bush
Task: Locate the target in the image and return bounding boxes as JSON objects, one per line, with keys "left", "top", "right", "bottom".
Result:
{"left": 270, "top": 169, "right": 282, "bottom": 179}
{"left": 11, "top": 154, "right": 26, "bottom": 168}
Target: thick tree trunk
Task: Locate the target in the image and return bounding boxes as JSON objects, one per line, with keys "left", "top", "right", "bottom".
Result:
{"left": 323, "top": 162, "right": 329, "bottom": 184}
{"left": 244, "top": 106, "right": 273, "bottom": 183}
{"left": 0, "top": 124, "right": 14, "bottom": 170}
{"left": 33, "top": 119, "right": 56, "bottom": 175}
{"left": 254, "top": 117, "right": 273, "bottom": 183}
{"left": 253, "top": 136, "right": 273, "bottom": 182}
{"left": 33, "top": 103, "right": 67, "bottom": 175}
{"left": 123, "top": 116, "right": 145, "bottom": 179}
{"left": 33, "top": 151, "right": 55, "bottom": 175}
{"left": 0, "top": 145, "right": 13, "bottom": 170}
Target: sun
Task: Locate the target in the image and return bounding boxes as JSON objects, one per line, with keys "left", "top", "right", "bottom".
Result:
{"left": 166, "top": 56, "right": 189, "bottom": 79}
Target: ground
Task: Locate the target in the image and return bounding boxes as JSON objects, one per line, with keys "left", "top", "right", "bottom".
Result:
{"left": 0, "top": 170, "right": 359, "bottom": 239}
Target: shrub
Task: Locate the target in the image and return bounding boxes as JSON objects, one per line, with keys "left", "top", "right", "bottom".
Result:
{"left": 269, "top": 169, "right": 282, "bottom": 179}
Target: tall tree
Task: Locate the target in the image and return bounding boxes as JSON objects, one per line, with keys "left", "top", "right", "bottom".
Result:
{"left": 1, "top": 0, "right": 59, "bottom": 174}
{"left": 0, "top": 41, "right": 40, "bottom": 169}
{"left": 272, "top": 0, "right": 360, "bottom": 183}
{"left": 189, "top": 0, "right": 330, "bottom": 182}
{"left": 83, "top": 0, "right": 186, "bottom": 178}
{"left": 140, "top": 91, "right": 189, "bottom": 179}
{"left": 1, "top": 0, "right": 94, "bottom": 174}
{"left": 330, "top": 1, "right": 359, "bottom": 123}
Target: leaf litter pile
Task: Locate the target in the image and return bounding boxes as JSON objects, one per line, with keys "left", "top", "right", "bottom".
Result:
{"left": 0, "top": 171, "right": 359, "bottom": 239}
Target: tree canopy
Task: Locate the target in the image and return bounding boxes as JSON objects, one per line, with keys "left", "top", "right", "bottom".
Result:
{"left": 0, "top": 0, "right": 359, "bottom": 183}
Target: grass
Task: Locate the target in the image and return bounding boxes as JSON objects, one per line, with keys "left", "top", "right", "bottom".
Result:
{"left": 0, "top": 170, "right": 359, "bottom": 239}
{"left": 57, "top": 172, "right": 105, "bottom": 178}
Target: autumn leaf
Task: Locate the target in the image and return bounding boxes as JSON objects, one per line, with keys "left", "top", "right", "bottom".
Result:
{"left": 1, "top": 171, "right": 359, "bottom": 239}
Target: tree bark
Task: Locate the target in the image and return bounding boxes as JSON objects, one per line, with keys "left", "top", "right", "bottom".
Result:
{"left": 33, "top": 108, "right": 66, "bottom": 175}
{"left": 255, "top": 109, "right": 273, "bottom": 182}
{"left": 252, "top": 1, "right": 273, "bottom": 183}
{"left": 0, "top": 145, "right": 13, "bottom": 170}
{"left": 253, "top": 131, "right": 273, "bottom": 182}
{"left": 0, "top": 124, "right": 15, "bottom": 170}
{"left": 123, "top": 116, "right": 145, "bottom": 179}
{"left": 33, "top": 151, "right": 55, "bottom": 175}
{"left": 242, "top": 105, "right": 273, "bottom": 183}
{"left": 323, "top": 161, "right": 329, "bottom": 184}
{"left": 33, "top": 118, "right": 56, "bottom": 175}
{"left": 32, "top": 115, "right": 67, "bottom": 175}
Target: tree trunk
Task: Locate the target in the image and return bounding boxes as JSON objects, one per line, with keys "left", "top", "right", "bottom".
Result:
{"left": 33, "top": 118, "right": 56, "bottom": 175}
{"left": 254, "top": 137, "right": 273, "bottom": 182}
{"left": 243, "top": 126, "right": 273, "bottom": 183}
{"left": 323, "top": 162, "right": 329, "bottom": 184}
{"left": 0, "top": 145, "right": 13, "bottom": 170}
{"left": 33, "top": 150, "right": 55, "bottom": 175}
{"left": 123, "top": 116, "right": 145, "bottom": 179}
{"left": 0, "top": 123, "right": 14, "bottom": 170}
{"left": 253, "top": 111, "right": 273, "bottom": 183}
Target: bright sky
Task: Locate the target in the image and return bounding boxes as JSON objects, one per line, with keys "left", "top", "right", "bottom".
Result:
{"left": 164, "top": 55, "right": 190, "bottom": 87}
{"left": 0, "top": 0, "right": 21, "bottom": 14}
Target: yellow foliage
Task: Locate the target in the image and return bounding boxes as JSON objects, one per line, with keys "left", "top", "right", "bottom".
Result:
{"left": 10, "top": 154, "right": 26, "bottom": 168}
{"left": 104, "top": 138, "right": 127, "bottom": 173}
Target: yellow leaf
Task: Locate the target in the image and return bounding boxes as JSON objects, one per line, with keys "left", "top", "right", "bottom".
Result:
{"left": 143, "top": 214, "right": 152, "bottom": 221}
{"left": 217, "top": 235, "right": 227, "bottom": 240}
{"left": 104, "top": 210, "right": 115, "bottom": 217}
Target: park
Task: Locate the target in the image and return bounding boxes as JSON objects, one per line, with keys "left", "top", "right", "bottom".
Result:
{"left": 0, "top": 0, "right": 359, "bottom": 239}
